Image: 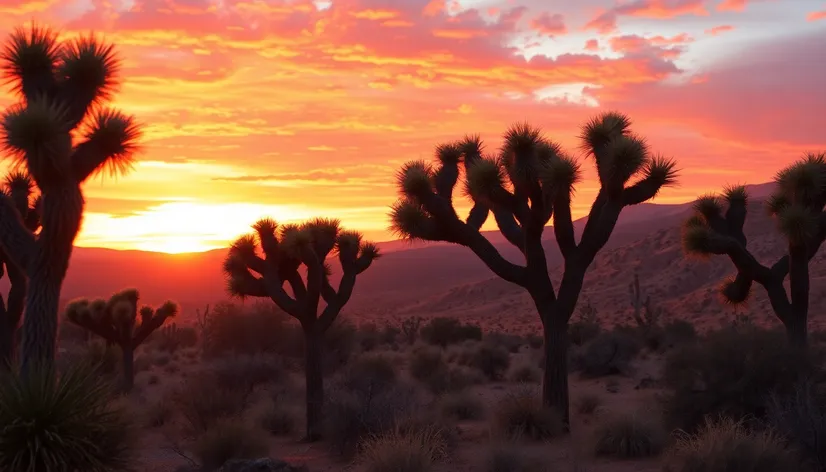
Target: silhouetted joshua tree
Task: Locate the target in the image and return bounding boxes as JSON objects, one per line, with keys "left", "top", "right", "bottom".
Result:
{"left": 389, "top": 113, "right": 678, "bottom": 428}
{"left": 65, "top": 289, "right": 178, "bottom": 391}
{"left": 0, "top": 171, "right": 40, "bottom": 368}
{"left": 222, "top": 217, "right": 380, "bottom": 440}
{"left": 0, "top": 25, "right": 140, "bottom": 374}
{"left": 682, "top": 153, "right": 826, "bottom": 347}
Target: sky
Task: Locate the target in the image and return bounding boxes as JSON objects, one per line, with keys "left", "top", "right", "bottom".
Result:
{"left": 0, "top": 0, "right": 824, "bottom": 253}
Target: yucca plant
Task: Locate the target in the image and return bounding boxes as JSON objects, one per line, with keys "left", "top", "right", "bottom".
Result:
{"left": 0, "top": 362, "right": 135, "bottom": 472}
{"left": 0, "top": 25, "right": 141, "bottom": 374}
{"left": 0, "top": 170, "right": 41, "bottom": 368}
{"left": 223, "top": 217, "right": 380, "bottom": 440}
{"left": 389, "top": 113, "right": 678, "bottom": 428}
{"left": 682, "top": 153, "right": 826, "bottom": 346}
{"left": 64, "top": 289, "right": 178, "bottom": 391}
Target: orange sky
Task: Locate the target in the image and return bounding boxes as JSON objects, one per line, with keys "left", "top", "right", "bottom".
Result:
{"left": 1, "top": 0, "right": 825, "bottom": 253}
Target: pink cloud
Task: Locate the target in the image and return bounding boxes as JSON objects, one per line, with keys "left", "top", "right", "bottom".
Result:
{"left": 529, "top": 12, "right": 567, "bottom": 36}
{"left": 717, "top": 0, "right": 746, "bottom": 11}
{"left": 705, "top": 24, "right": 735, "bottom": 35}
{"left": 807, "top": 10, "right": 826, "bottom": 21}
{"left": 585, "top": 0, "right": 708, "bottom": 33}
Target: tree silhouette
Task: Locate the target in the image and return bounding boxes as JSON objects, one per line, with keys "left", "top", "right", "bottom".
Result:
{"left": 0, "top": 171, "right": 40, "bottom": 368}
{"left": 389, "top": 113, "right": 678, "bottom": 427}
{"left": 682, "top": 153, "right": 826, "bottom": 346}
{"left": 65, "top": 289, "right": 178, "bottom": 391}
{"left": 223, "top": 217, "right": 380, "bottom": 440}
{"left": 0, "top": 25, "right": 141, "bottom": 373}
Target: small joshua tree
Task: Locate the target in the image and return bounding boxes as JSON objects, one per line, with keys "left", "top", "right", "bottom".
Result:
{"left": 682, "top": 153, "right": 826, "bottom": 347}
{"left": 0, "top": 171, "right": 40, "bottom": 368}
{"left": 389, "top": 113, "right": 678, "bottom": 427}
{"left": 65, "top": 289, "right": 177, "bottom": 391}
{"left": 222, "top": 217, "right": 380, "bottom": 440}
{"left": 628, "top": 272, "right": 663, "bottom": 330}
{"left": 0, "top": 25, "right": 141, "bottom": 374}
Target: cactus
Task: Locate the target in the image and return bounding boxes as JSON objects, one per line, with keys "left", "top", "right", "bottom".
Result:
{"left": 628, "top": 272, "right": 663, "bottom": 329}
{"left": 389, "top": 113, "right": 678, "bottom": 428}
{"left": 400, "top": 315, "right": 422, "bottom": 344}
{"left": 222, "top": 217, "right": 380, "bottom": 440}
{"left": 195, "top": 304, "right": 211, "bottom": 353}
{"left": 0, "top": 171, "right": 40, "bottom": 368}
{"left": 65, "top": 289, "right": 177, "bottom": 391}
{"left": 0, "top": 25, "right": 141, "bottom": 374}
{"left": 682, "top": 154, "right": 826, "bottom": 347}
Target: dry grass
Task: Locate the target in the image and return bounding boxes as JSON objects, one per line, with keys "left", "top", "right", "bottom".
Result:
{"left": 575, "top": 393, "right": 601, "bottom": 415}
{"left": 593, "top": 410, "right": 667, "bottom": 458}
{"left": 491, "top": 387, "right": 564, "bottom": 441}
{"left": 191, "top": 419, "right": 269, "bottom": 471}
{"left": 438, "top": 390, "right": 486, "bottom": 421}
{"left": 359, "top": 424, "right": 451, "bottom": 472}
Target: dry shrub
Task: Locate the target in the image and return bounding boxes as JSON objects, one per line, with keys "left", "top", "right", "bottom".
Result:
{"left": 439, "top": 390, "right": 485, "bottom": 421}
{"left": 593, "top": 411, "right": 667, "bottom": 458}
{"left": 191, "top": 419, "right": 268, "bottom": 471}
{"left": 340, "top": 352, "right": 398, "bottom": 395}
{"left": 508, "top": 363, "right": 541, "bottom": 383}
{"left": 575, "top": 393, "right": 601, "bottom": 415}
{"left": 491, "top": 387, "right": 564, "bottom": 441}
{"left": 420, "top": 317, "right": 482, "bottom": 347}
{"left": 409, "top": 345, "right": 446, "bottom": 381}
{"left": 483, "top": 442, "right": 551, "bottom": 472}
{"left": 767, "top": 382, "right": 826, "bottom": 471}
{"left": 574, "top": 329, "right": 641, "bottom": 377}
{"left": 258, "top": 403, "right": 296, "bottom": 436}
{"left": 170, "top": 373, "right": 253, "bottom": 433}
{"left": 145, "top": 398, "right": 173, "bottom": 428}
{"left": 664, "top": 417, "right": 802, "bottom": 472}
{"left": 359, "top": 425, "right": 450, "bottom": 472}
{"left": 206, "top": 354, "right": 286, "bottom": 393}
{"left": 460, "top": 342, "right": 511, "bottom": 381}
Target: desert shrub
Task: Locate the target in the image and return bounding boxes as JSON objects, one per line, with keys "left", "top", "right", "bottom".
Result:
{"left": 508, "top": 363, "right": 541, "bottom": 383}
{"left": 206, "top": 354, "right": 286, "bottom": 393}
{"left": 525, "top": 334, "right": 543, "bottom": 350}
{"left": 424, "top": 364, "right": 484, "bottom": 394}
{"left": 0, "top": 364, "right": 134, "bottom": 472}
{"left": 575, "top": 329, "right": 641, "bottom": 377}
{"left": 325, "top": 382, "right": 421, "bottom": 458}
{"left": 340, "top": 352, "right": 398, "bottom": 396}
{"left": 170, "top": 373, "right": 253, "bottom": 433}
{"left": 462, "top": 342, "right": 511, "bottom": 381}
{"left": 593, "top": 411, "right": 667, "bottom": 458}
{"left": 576, "top": 393, "right": 601, "bottom": 415}
{"left": 410, "top": 345, "right": 447, "bottom": 381}
{"left": 662, "top": 320, "right": 697, "bottom": 347}
{"left": 358, "top": 323, "right": 383, "bottom": 352}
{"left": 767, "top": 382, "right": 826, "bottom": 471}
{"left": 482, "top": 442, "right": 549, "bottom": 472}
{"left": 152, "top": 323, "right": 198, "bottom": 353}
{"left": 491, "top": 387, "right": 564, "bottom": 441}
{"left": 661, "top": 326, "right": 814, "bottom": 431}
{"left": 569, "top": 320, "right": 601, "bottom": 347}
{"left": 359, "top": 425, "right": 450, "bottom": 472}
{"left": 317, "top": 318, "right": 359, "bottom": 371}
{"left": 152, "top": 353, "right": 171, "bottom": 367}
{"left": 420, "top": 317, "right": 482, "bottom": 347}
{"left": 485, "top": 332, "right": 525, "bottom": 353}
{"left": 85, "top": 341, "right": 122, "bottom": 378}
{"left": 145, "top": 398, "right": 173, "bottom": 428}
{"left": 192, "top": 420, "right": 268, "bottom": 471}
{"left": 258, "top": 403, "right": 296, "bottom": 436}
{"left": 664, "top": 417, "right": 802, "bottom": 472}
{"left": 439, "top": 391, "right": 485, "bottom": 420}
{"left": 205, "top": 301, "right": 294, "bottom": 357}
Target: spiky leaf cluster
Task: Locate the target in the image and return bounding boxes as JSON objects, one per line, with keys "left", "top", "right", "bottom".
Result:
{"left": 222, "top": 217, "right": 380, "bottom": 327}
{"left": 65, "top": 288, "right": 177, "bottom": 347}
{"left": 0, "top": 24, "right": 141, "bottom": 189}
{"left": 768, "top": 153, "right": 826, "bottom": 245}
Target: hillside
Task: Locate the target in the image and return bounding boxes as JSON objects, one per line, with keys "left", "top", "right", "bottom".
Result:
{"left": 8, "top": 181, "right": 821, "bottom": 333}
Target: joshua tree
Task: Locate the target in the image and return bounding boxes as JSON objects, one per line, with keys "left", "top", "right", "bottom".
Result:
{"left": 222, "top": 217, "right": 380, "bottom": 440}
{"left": 0, "top": 25, "right": 140, "bottom": 373}
{"left": 628, "top": 272, "right": 663, "bottom": 330}
{"left": 389, "top": 113, "right": 678, "bottom": 427}
{"left": 682, "top": 153, "right": 826, "bottom": 347}
{"left": 65, "top": 289, "right": 178, "bottom": 391}
{"left": 0, "top": 171, "right": 40, "bottom": 368}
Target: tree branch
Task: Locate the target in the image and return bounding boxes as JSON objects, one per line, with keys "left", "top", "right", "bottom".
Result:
{"left": 552, "top": 194, "right": 576, "bottom": 258}
{"left": 0, "top": 194, "right": 36, "bottom": 270}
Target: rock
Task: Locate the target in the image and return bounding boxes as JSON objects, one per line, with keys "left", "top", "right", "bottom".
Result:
{"left": 217, "top": 458, "right": 308, "bottom": 472}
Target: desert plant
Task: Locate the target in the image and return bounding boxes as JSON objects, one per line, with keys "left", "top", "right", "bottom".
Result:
{"left": 575, "top": 329, "right": 641, "bottom": 377}
{"left": 767, "top": 381, "right": 826, "bottom": 471}
{"left": 0, "top": 362, "right": 134, "bottom": 471}
{"left": 259, "top": 403, "right": 296, "bottom": 436}
{"left": 508, "top": 362, "right": 541, "bottom": 383}
{"left": 64, "top": 289, "right": 178, "bottom": 391}
{"left": 192, "top": 419, "right": 269, "bottom": 471}
{"left": 661, "top": 326, "right": 812, "bottom": 431}
{"left": 340, "top": 352, "right": 398, "bottom": 396}
{"left": 0, "top": 171, "right": 40, "bottom": 368}
{"left": 153, "top": 322, "right": 197, "bottom": 353}
{"left": 420, "top": 317, "right": 482, "bottom": 347}
{"left": 0, "top": 26, "right": 141, "bottom": 373}
{"left": 492, "top": 387, "right": 564, "bottom": 441}
{"left": 194, "top": 303, "right": 211, "bottom": 352}
{"left": 401, "top": 316, "right": 423, "bottom": 344}
{"left": 439, "top": 390, "right": 486, "bottom": 420}
{"left": 664, "top": 416, "right": 802, "bottom": 472}
{"left": 359, "top": 425, "right": 450, "bottom": 472}
{"left": 628, "top": 272, "right": 664, "bottom": 330}
{"left": 389, "top": 114, "right": 678, "bottom": 427}
{"left": 682, "top": 154, "right": 826, "bottom": 347}
{"left": 223, "top": 217, "right": 380, "bottom": 440}
{"left": 576, "top": 392, "right": 602, "bottom": 414}
{"left": 593, "top": 411, "right": 667, "bottom": 458}
{"left": 568, "top": 299, "right": 601, "bottom": 346}
{"left": 462, "top": 341, "right": 511, "bottom": 381}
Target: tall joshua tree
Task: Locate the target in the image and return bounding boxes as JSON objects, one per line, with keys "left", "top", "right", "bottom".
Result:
{"left": 682, "top": 153, "right": 826, "bottom": 346}
{"left": 223, "top": 217, "right": 380, "bottom": 441}
{"left": 0, "top": 25, "right": 141, "bottom": 373}
{"left": 0, "top": 171, "right": 40, "bottom": 368}
{"left": 389, "top": 113, "right": 678, "bottom": 427}
{"left": 65, "top": 289, "right": 177, "bottom": 391}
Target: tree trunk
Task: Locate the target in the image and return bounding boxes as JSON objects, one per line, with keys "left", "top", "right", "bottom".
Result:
{"left": 787, "top": 244, "right": 809, "bottom": 348}
{"left": 1, "top": 262, "right": 27, "bottom": 370}
{"left": 303, "top": 327, "right": 324, "bottom": 441}
{"left": 122, "top": 344, "right": 135, "bottom": 392}
{"left": 20, "top": 271, "right": 61, "bottom": 376}
{"left": 784, "top": 316, "right": 808, "bottom": 348}
{"left": 541, "top": 311, "right": 571, "bottom": 430}
{"left": 0, "top": 317, "right": 14, "bottom": 369}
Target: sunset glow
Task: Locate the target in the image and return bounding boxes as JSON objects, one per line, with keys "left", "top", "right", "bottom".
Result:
{"left": 1, "top": 0, "right": 824, "bottom": 253}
